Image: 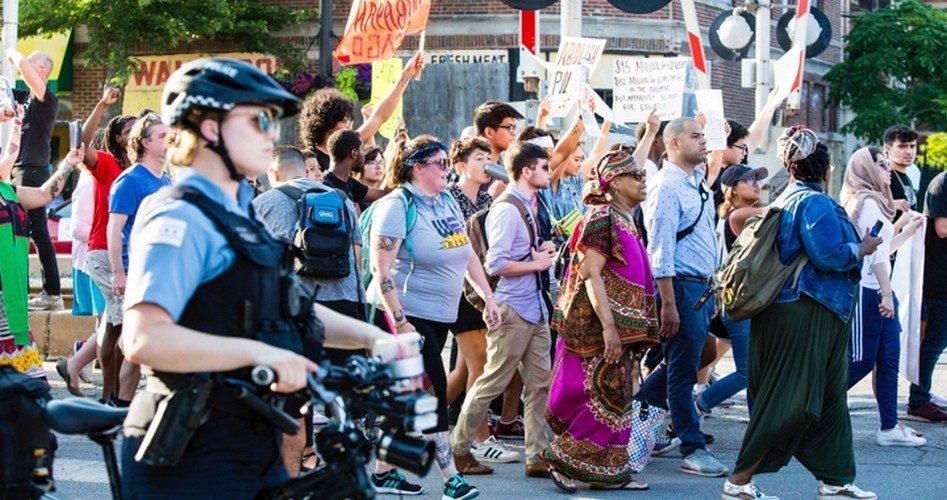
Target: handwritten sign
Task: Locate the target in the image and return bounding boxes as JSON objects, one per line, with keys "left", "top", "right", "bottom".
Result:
{"left": 369, "top": 58, "right": 403, "bottom": 139}
{"left": 336, "top": 0, "right": 431, "bottom": 64}
{"left": 695, "top": 89, "right": 726, "bottom": 151}
{"left": 772, "top": 47, "right": 801, "bottom": 103}
{"left": 555, "top": 37, "right": 606, "bottom": 72}
{"left": 612, "top": 57, "right": 689, "bottom": 123}
{"left": 547, "top": 65, "right": 585, "bottom": 118}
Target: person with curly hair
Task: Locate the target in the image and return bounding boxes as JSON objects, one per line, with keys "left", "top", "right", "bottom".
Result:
{"left": 297, "top": 52, "right": 424, "bottom": 207}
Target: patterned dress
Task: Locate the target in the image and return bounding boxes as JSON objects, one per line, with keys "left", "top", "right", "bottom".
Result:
{"left": 0, "top": 182, "right": 44, "bottom": 378}
{"left": 543, "top": 204, "right": 659, "bottom": 485}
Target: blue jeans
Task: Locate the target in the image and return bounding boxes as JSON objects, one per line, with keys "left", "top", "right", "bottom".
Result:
{"left": 697, "top": 314, "right": 750, "bottom": 412}
{"left": 847, "top": 287, "right": 900, "bottom": 430}
{"left": 637, "top": 279, "right": 714, "bottom": 457}
{"left": 909, "top": 298, "right": 947, "bottom": 406}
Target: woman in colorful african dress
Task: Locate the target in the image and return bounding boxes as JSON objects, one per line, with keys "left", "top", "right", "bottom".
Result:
{"left": 0, "top": 110, "right": 84, "bottom": 379}
{"left": 542, "top": 150, "right": 660, "bottom": 492}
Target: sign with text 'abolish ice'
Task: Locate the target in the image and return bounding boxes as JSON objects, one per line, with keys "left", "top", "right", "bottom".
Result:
{"left": 545, "top": 37, "right": 606, "bottom": 117}
{"left": 612, "top": 57, "right": 689, "bottom": 123}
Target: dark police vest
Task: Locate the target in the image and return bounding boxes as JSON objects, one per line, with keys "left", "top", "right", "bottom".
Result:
{"left": 127, "top": 185, "right": 323, "bottom": 432}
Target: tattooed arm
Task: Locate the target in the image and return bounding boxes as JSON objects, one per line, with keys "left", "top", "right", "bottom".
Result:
{"left": 0, "top": 107, "right": 23, "bottom": 181}
{"left": 17, "top": 145, "right": 85, "bottom": 211}
{"left": 369, "top": 232, "right": 415, "bottom": 333}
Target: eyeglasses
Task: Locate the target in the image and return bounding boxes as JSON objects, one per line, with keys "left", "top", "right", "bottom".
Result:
{"left": 732, "top": 144, "right": 748, "bottom": 153}
{"left": 229, "top": 109, "right": 278, "bottom": 135}
{"left": 422, "top": 158, "right": 450, "bottom": 171}
{"left": 496, "top": 124, "right": 517, "bottom": 134}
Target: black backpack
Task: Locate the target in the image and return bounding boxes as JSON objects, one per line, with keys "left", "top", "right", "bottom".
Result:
{"left": 0, "top": 365, "right": 55, "bottom": 497}
{"left": 276, "top": 184, "right": 353, "bottom": 279}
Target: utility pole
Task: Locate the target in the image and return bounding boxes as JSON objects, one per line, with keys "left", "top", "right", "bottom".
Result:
{"left": 754, "top": 0, "right": 772, "bottom": 116}
{"left": 320, "top": 0, "right": 333, "bottom": 78}
{"left": 560, "top": 0, "right": 582, "bottom": 38}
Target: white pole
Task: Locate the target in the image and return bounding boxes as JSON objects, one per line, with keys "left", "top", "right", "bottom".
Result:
{"left": 755, "top": 0, "right": 772, "bottom": 116}
{"left": 2, "top": 0, "right": 19, "bottom": 147}
{"left": 560, "top": 0, "right": 581, "bottom": 38}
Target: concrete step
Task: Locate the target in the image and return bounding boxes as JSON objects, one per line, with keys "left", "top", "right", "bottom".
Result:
{"left": 28, "top": 310, "right": 96, "bottom": 359}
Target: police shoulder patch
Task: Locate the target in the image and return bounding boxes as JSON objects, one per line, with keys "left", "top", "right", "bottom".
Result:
{"left": 145, "top": 216, "right": 188, "bottom": 248}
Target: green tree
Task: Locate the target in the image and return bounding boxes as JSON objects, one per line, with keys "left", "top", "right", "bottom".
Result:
{"left": 19, "top": 0, "right": 313, "bottom": 83}
{"left": 921, "top": 132, "right": 947, "bottom": 170}
{"left": 826, "top": 0, "right": 947, "bottom": 143}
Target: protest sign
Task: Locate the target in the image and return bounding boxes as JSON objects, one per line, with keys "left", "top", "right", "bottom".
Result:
{"left": 546, "top": 65, "right": 585, "bottom": 118}
{"left": 369, "top": 58, "right": 404, "bottom": 139}
{"left": 555, "top": 37, "right": 606, "bottom": 72}
{"left": 695, "top": 89, "right": 726, "bottom": 151}
{"left": 612, "top": 57, "right": 689, "bottom": 123}
{"left": 335, "top": 0, "right": 431, "bottom": 64}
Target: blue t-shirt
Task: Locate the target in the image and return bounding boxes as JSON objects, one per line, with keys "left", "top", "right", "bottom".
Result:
{"left": 109, "top": 164, "right": 172, "bottom": 269}
{"left": 124, "top": 170, "right": 256, "bottom": 320}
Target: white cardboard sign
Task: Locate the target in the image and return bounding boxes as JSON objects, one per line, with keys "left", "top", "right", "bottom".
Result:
{"left": 612, "top": 57, "right": 689, "bottom": 123}
{"left": 695, "top": 89, "right": 727, "bottom": 151}
{"left": 555, "top": 37, "right": 607, "bottom": 72}
{"left": 547, "top": 65, "right": 585, "bottom": 118}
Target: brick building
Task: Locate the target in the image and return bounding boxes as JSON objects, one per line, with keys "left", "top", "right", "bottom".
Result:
{"left": 55, "top": 1, "right": 931, "bottom": 177}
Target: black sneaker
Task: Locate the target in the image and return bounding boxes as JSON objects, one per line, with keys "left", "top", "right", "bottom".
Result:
{"left": 372, "top": 469, "right": 424, "bottom": 495}
{"left": 666, "top": 424, "right": 714, "bottom": 444}
{"left": 443, "top": 473, "right": 478, "bottom": 500}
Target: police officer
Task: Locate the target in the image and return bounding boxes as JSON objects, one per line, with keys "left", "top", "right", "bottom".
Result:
{"left": 119, "top": 58, "right": 390, "bottom": 498}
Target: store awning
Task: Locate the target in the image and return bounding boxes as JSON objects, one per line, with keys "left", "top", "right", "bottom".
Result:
{"left": 15, "top": 31, "right": 73, "bottom": 92}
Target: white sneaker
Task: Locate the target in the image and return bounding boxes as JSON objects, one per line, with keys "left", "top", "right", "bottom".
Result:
{"left": 876, "top": 424, "right": 926, "bottom": 447}
{"left": 27, "top": 291, "right": 63, "bottom": 311}
{"left": 471, "top": 436, "right": 520, "bottom": 463}
{"left": 817, "top": 482, "right": 876, "bottom": 499}
{"left": 930, "top": 392, "right": 947, "bottom": 408}
{"left": 693, "top": 383, "right": 710, "bottom": 398}
{"left": 721, "top": 480, "right": 779, "bottom": 499}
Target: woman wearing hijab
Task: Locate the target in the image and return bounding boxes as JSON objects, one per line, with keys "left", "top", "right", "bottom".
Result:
{"left": 840, "top": 147, "right": 926, "bottom": 447}
{"left": 541, "top": 150, "right": 659, "bottom": 492}
{"left": 722, "top": 127, "right": 882, "bottom": 500}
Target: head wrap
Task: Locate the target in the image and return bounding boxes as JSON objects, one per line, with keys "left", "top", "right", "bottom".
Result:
{"left": 582, "top": 150, "right": 641, "bottom": 205}
{"left": 840, "top": 147, "right": 897, "bottom": 223}
{"left": 401, "top": 141, "right": 448, "bottom": 176}
{"left": 777, "top": 127, "right": 819, "bottom": 165}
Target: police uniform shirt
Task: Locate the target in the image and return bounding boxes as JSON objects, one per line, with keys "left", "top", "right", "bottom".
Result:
{"left": 123, "top": 169, "right": 257, "bottom": 320}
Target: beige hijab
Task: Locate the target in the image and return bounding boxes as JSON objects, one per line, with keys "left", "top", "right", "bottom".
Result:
{"left": 841, "top": 147, "right": 897, "bottom": 223}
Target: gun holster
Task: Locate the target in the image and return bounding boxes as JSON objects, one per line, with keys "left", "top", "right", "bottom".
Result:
{"left": 134, "top": 375, "right": 215, "bottom": 468}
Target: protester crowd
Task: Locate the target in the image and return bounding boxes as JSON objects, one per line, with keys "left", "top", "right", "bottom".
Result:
{"left": 1, "top": 49, "right": 946, "bottom": 500}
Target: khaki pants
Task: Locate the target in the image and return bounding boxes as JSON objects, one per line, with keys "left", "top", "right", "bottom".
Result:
{"left": 451, "top": 302, "right": 551, "bottom": 464}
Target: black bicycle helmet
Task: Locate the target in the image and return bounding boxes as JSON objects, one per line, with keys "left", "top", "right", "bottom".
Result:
{"left": 161, "top": 58, "right": 300, "bottom": 180}
{"left": 161, "top": 57, "right": 300, "bottom": 127}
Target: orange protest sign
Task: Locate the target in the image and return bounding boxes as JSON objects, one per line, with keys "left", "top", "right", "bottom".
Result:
{"left": 335, "top": 0, "right": 431, "bottom": 65}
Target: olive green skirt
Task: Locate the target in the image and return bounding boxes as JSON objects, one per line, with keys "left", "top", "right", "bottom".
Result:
{"left": 734, "top": 295, "right": 856, "bottom": 485}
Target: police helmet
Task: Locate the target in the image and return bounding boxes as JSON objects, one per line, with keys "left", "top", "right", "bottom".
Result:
{"left": 161, "top": 58, "right": 301, "bottom": 127}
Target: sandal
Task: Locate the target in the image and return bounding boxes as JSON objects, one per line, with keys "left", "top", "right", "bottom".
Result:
{"left": 300, "top": 451, "right": 322, "bottom": 472}
{"left": 589, "top": 479, "right": 650, "bottom": 491}
{"left": 540, "top": 452, "right": 576, "bottom": 493}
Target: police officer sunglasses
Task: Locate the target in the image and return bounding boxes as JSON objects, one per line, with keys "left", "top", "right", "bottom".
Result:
{"left": 229, "top": 109, "right": 278, "bottom": 135}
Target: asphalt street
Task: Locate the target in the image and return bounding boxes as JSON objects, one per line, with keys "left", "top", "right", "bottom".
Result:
{"left": 44, "top": 349, "right": 947, "bottom": 499}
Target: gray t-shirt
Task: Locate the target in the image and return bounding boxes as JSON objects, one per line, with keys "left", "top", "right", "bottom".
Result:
{"left": 252, "top": 177, "right": 364, "bottom": 303}
{"left": 370, "top": 185, "right": 473, "bottom": 323}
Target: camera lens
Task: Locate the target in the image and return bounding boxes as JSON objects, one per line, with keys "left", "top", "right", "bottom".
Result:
{"left": 376, "top": 433, "right": 435, "bottom": 477}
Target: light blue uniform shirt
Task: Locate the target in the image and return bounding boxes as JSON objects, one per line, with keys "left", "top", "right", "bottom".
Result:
{"left": 642, "top": 160, "right": 718, "bottom": 279}
{"left": 123, "top": 169, "right": 256, "bottom": 320}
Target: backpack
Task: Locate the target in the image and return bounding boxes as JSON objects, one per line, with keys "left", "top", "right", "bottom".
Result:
{"left": 0, "top": 365, "right": 55, "bottom": 497}
{"left": 715, "top": 190, "right": 810, "bottom": 321}
{"left": 633, "top": 181, "right": 708, "bottom": 249}
{"left": 463, "top": 192, "right": 536, "bottom": 312}
{"left": 276, "top": 184, "right": 352, "bottom": 279}
{"left": 358, "top": 187, "right": 418, "bottom": 291}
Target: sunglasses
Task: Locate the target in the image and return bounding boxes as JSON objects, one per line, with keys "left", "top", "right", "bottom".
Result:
{"left": 422, "top": 158, "right": 450, "bottom": 171}
{"left": 619, "top": 169, "right": 647, "bottom": 182}
{"left": 528, "top": 163, "right": 551, "bottom": 173}
{"left": 230, "top": 109, "right": 278, "bottom": 135}
{"left": 743, "top": 177, "right": 759, "bottom": 187}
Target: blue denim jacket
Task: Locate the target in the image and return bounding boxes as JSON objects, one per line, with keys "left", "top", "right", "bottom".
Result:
{"left": 774, "top": 181, "right": 862, "bottom": 322}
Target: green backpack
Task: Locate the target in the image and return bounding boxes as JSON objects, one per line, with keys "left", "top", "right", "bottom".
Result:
{"left": 715, "top": 191, "right": 809, "bottom": 321}
{"left": 359, "top": 187, "right": 417, "bottom": 292}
